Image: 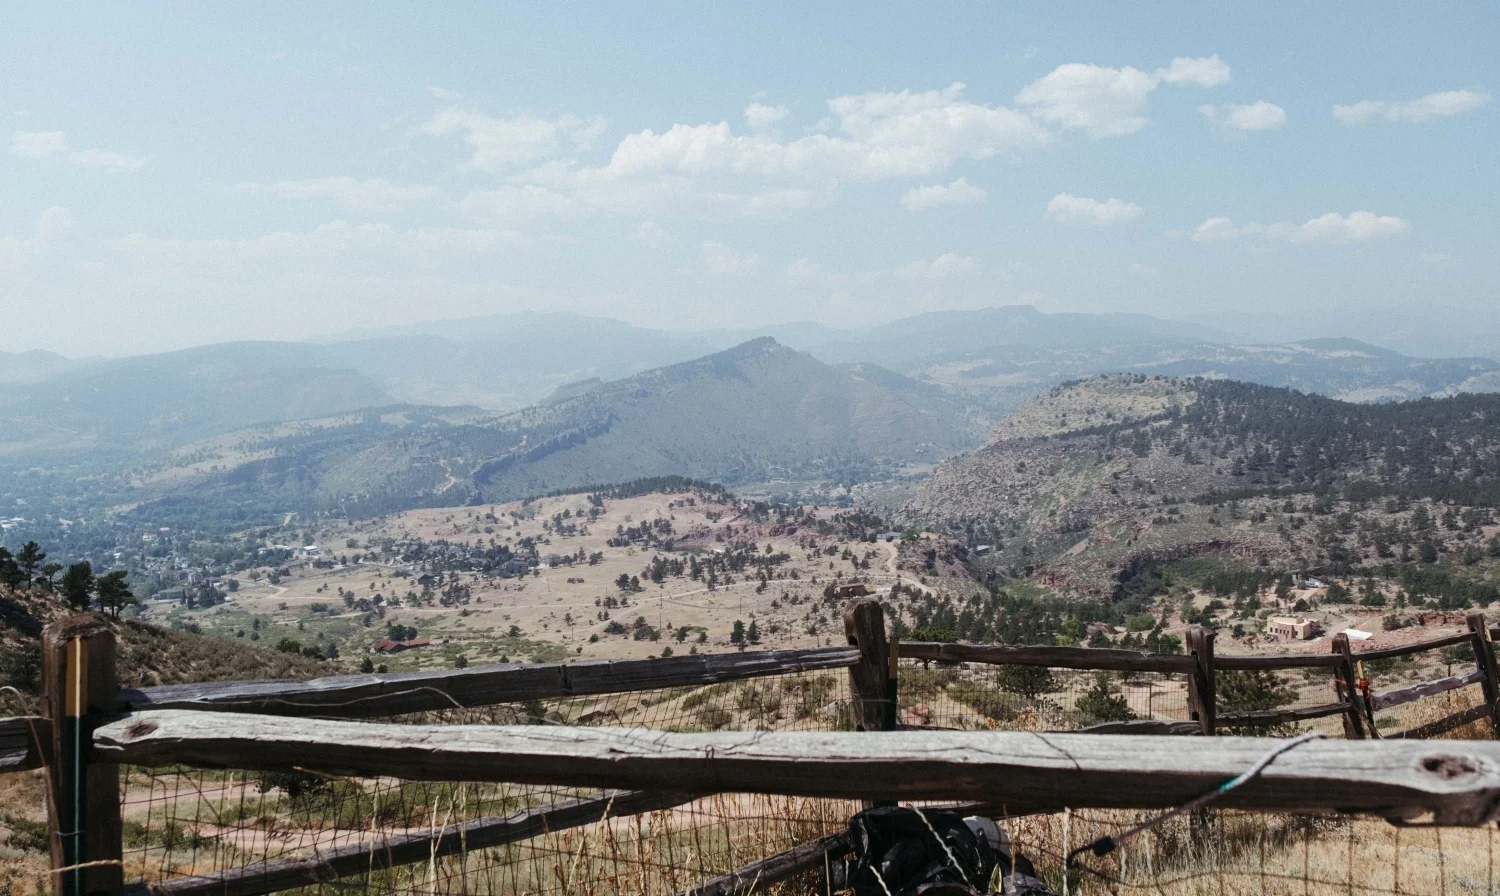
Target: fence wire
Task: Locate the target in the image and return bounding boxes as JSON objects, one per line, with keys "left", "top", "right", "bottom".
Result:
{"left": 116, "top": 667, "right": 856, "bottom": 893}
{"left": 15, "top": 650, "right": 1493, "bottom": 896}
{"left": 897, "top": 659, "right": 1192, "bottom": 731}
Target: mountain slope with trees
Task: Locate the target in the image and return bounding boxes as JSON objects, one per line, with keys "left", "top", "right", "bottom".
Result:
{"left": 904, "top": 375, "right": 1500, "bottom": 595}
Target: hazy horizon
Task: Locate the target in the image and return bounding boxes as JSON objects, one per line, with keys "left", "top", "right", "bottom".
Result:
{"left": 3, "top": 3, "right": 1496, "bottom": 357}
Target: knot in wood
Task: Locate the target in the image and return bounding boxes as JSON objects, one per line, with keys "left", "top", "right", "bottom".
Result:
{"left": 123, "top": 720, "right": 159, "bottom": 740}
{"left": 1420, "top": 754, "right": 1478, "bottom": 781}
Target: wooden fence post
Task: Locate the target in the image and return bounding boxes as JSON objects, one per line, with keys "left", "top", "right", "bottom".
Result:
{"left": 1465, "top": 613, "right": 1500, "bottom": 738}
{"left": 1331, "top": 633, "right": 1366, "bottom": 740}
{"left": 1186, "top": 626, "right": 1216, "bottom": 736}
{"left": 843, "top": 599, "right": 893, "bottom": 733}
{"left": 42, "top": 615, "right": 123, "bottom": 896}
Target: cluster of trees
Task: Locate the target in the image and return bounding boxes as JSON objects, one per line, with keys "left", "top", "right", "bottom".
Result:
{"left": 0, "top": 541, "right": 137, "bottom": 619}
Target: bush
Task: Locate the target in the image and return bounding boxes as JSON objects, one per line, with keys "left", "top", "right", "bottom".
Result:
{"left": 1075, "top": 672, "right": 1134, "bottom": 723}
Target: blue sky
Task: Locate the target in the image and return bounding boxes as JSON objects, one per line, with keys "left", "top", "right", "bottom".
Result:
{"left": 2, "top": 2, "right": 1495, "bottom": 355}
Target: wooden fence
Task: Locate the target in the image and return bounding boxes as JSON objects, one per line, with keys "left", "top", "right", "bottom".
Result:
{"left": 4, "top": 602, "right": 1499, "bottom": 896}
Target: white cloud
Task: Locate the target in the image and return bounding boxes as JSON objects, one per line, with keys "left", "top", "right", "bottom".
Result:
{"left": 1154, "top": 56, "right": 1232, "bottom": 87}
{"left": 744, "top": 103, "right": 789, "bottom": 133}
{"left": 69, "top": 148, "right": 151, "bottom": 172}
{"left": 900, "top": 177, "right": 988, "bottom": 211}
{"left": 1333, "top": 90, "right": 1491, "bottom": 125}
{"left": 1419, "top": 251, "right": 1456, "bottom": 266}
{"left": 898, "top": 252, "right": 981, "bottom": 280}
{"left": 702, "top": 241, "right": 760, "bottom": 276}
{"left": 422, "top": 108, "right": 606, "bottom": 172}
{"left": 236, "top": 177, "right": 444, "bottom": 212}
{"left": 786, "top": 257, "right": 823, "bottom": 280}
{"left": 603, "top": 83, "right": 1047, "bottom": 181}
{"left": 0, "top": 207, "right": 75, "bottom": 266}
{"left": 459, "top": 184, "right": 586, "bottom": 226}
{"left": 632, "top": 221, "right": 670, "bottom": 248}
{"left": 1046, "top": 192, "right": 1143, "bottom": 225}
{"left": 10, "top": 130, "right": 149, "bottom": 171}
{"left": 1191, "top": 211, "right": 1409, "bottom": 244}
{"left": 1016, "top": 56, "right": 1229, "bottom": 137}
{"left": 1190, "top": 216, "right": 1251, "bottom": 241}
{"left": 1279, "top": 211, "right": 1409, "bottom": 243}
{"left": 11, "top": 130, "right": 68, "bottom": 157}
{"left": 1200, "top": 100, "right": 1286, "bottom": 131}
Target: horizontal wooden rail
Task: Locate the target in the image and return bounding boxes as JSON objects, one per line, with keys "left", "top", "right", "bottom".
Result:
{"left": 1371, "top": 670, "right": 1485, "bottom": 712}
{"left": 1216, "top": 653, "right": 1343, "bottom": 671}
{"left": 119, "top": 647, "right": 859, "bottom": 720}
{"left": 1218, "top": 702, "right": 1351, "bottom": 727}
{"left": 680, "top": 832, "right": 851, "bottom": 896}
{"left": 1392, "top": 704, "right": 1492, "bottom": 741}
{"left": 121, "top": 788, "right": 697, "bottom": 896}
{"left": 901, "top": 642, "right": 1196, "bottom": 673}
{"left": 0, "top": 715, "right": 49, "bottom": 772}
{"left": 1351, "top": 632, "right": 1475, "bottom": 662}
{"left": 1070, "top": 719, "right": 1203, "bottom": 736}
{"left": 96, "top": 711, "right": 1500, "bottom": 824}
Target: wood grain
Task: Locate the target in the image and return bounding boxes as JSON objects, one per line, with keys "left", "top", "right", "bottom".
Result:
{"left": 120, "top": 789, "right": 697, "bottom": 896}
{"left": 0, "top": 715, "right": 48, "bottom": 772}
{"left": 96, "top": 711, "right": 1500, "bottom": 824}
{"left": 678, "top": 832, "right": 850, "bottom": 896}
{"left": 120, "top": 647, "right": 859, "bottom": 719}
{"left": 1370, "top": 670, "right": 1485, "bottom": 712}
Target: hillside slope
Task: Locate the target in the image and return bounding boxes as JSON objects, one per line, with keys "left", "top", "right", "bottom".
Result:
{"left": 109, "top": 339, "right": 982, "bottom": 525}
{"left": 0, "top": 342, "right": 391, "bottom": 455}
{"left": 903, "top": 375, "right": 1500, "bottom": 594}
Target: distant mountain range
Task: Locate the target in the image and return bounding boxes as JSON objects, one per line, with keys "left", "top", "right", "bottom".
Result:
{"left": 110, "top": 338, "right": 981, "bottom": 522}
{"left": 3, "top": 306, "right": 1498, "bottom": 469}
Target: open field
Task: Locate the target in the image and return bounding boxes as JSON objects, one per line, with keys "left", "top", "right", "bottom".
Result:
{"left": 142, "top": 490, "right": 919, "bottom": 671}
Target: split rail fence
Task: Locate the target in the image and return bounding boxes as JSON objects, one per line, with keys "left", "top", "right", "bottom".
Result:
{"left": 3, "top": 603, "right": 1500, "bottom": 896}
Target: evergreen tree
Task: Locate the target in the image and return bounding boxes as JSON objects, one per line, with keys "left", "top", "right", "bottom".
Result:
{"left": 60, "top": 562, "right": 95, "bottom": 612}
{"left": 94, "top": 570, "right": 138, "bottom": 620}
{"left": 0, "top": 548, "right": 20, "bottom": 589}
{"left": 15, "top": 542, "right": 45, "bottom": 587}
{"left": 1076, "top": 672, "right": 1134, "bottom": 723}
{"left": 730, "top": 619, "right": 745, "bottom": 643}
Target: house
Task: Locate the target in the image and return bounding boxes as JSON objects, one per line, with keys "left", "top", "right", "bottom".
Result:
{"left": 833, "top": 582, "right": 873, "bottom": 598}
{"left": 372, "top": 637, "right": 431, "bottom": 654}
{"left": 1267, "top": 616, "right": 1320, "bottom": 640}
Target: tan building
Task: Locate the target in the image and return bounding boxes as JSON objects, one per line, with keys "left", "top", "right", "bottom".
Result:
{"left": 1267, "top": 616, "right": 1320, "bottom": 640}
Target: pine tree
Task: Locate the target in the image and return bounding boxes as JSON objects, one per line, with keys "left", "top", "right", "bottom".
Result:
{"left": 60, "top": 562, "right": 95, "bottom": 612}
{"left": 15, "top": 542, "right": 45, "bottom": 587}
{"left": 95, "top": 570, "right": 137, "bottom": 620}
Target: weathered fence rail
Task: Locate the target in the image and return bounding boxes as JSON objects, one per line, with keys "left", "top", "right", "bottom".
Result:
{"left": 0, "top": 714, "right": 47, "bottom": 772}
{"left": 120, "top": 645, "right": 861, "bottom": 719}
{"left": 95, "top": 710, "right": 1500, "bottom": 824}
{"left": 6, "top": 602, "right": 1500, "bottom": 896}
{"left": 119, "top": 788, "right": 699, "bottom": 896}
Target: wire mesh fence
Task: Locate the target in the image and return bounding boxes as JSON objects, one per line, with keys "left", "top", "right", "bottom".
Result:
{"left": 116, "top": 667, "right": 857, "bottom": 893}
{"left": 897, "top": 658, "right": 1192, "bottom": 731}
{"left": 1003, "top": 809, "right": 1500, "bottom": 896}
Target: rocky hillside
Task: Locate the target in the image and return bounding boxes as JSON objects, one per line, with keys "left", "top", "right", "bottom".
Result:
{"left": 0, "top": 585, "right": 331, "bottom": 714}
{"left": 903, "top": 375, "right": 1500, "bottom": 595}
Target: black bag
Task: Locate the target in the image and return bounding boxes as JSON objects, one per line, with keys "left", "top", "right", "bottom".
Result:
{"left": 844, "top": 807, "right": 998, "bottom": 896}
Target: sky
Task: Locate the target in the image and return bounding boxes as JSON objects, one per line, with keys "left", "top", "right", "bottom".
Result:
{"left": 2, "top": 2, "right": 1496, "bottom": 356}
